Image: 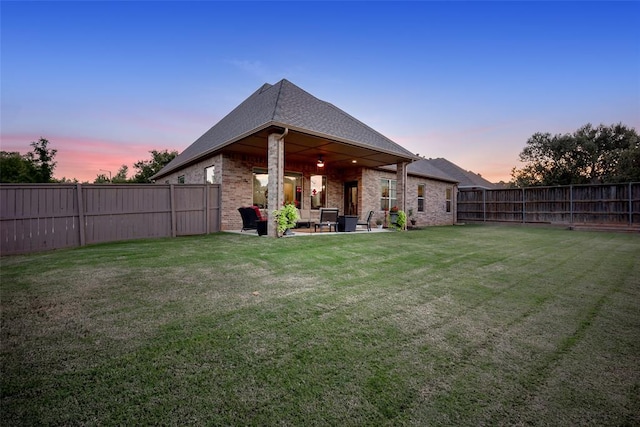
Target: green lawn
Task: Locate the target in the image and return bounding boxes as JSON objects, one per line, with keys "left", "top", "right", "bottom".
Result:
{"left": 1, "top": 225, "right": 639, "bottom": 426}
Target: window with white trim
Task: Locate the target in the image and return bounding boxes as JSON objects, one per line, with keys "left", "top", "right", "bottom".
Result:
{"left": 418, "top": 184, "right": 425, "bottom": 212}
{"left": 380, "top": 179, "right": 397, "bottom": 211}
{"left": 205, "top": 165, "right": 215, "bottom": 183}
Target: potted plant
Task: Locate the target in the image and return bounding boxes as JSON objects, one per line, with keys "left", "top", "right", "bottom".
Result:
{"left": 375, "top": 216, "right": 384, "bottom": 229}
{"left": 389, "top": 206, "right": 399, "bottom": 225}
{"left": 395, "top": 210, "right": 407, "bottom": 230}
{"left": 272, "top": 203, "right": 299, "bottom": 236}
{"left": 408, "top": 208, "right": 416, "bottom": 227}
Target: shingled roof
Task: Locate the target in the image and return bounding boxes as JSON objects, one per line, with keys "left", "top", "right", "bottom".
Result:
{"left": 381, "top": 158, "right": 497, "bottom": 188}
{"left": 154, "top": 79, "right": 417, "bottom": 179}
{"left": 419, "top": 158, "right": 497, "bottom": 189}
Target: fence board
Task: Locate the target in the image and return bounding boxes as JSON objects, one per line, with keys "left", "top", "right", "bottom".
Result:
{"left": 0, "top": 184, "right": 221, "bottom": 255}
{"left": 458, "top": 183, "right": 639, "bottom": 226}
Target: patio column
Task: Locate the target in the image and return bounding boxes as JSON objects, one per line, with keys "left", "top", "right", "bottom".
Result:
{"left": 267, "top": 130, "right": 286, "bottom": 237}
{"left": 397, "top": 161, "right": 408, "bottom": 229}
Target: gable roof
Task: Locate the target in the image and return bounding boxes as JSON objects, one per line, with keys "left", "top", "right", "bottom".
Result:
{"left": 421, "top": 158, "right": 497, "bottom": 189}
{"left": 154, "top": 79, "right": 417, "bottom": 179}
{"left": 381, "top": 158, "right": 496, "bottom": 188}
{"left": 381, "top": 158, "right": 457, "bottom": 183}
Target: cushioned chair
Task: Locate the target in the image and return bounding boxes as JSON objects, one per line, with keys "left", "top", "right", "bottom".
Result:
{"left": 314, "top": 208, "right": 339, "bottom": 232}
{"left": 295, "top": 208, "right": 312, "bottom": 228}
{"left": 357, "top": 210, "right": 374, "bottom": 231}
{"left": 238, "top": 207, "right": 262, "bottom": 232}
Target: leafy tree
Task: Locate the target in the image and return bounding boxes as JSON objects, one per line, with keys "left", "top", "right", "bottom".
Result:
{"left": 131, "top": 149, "right": 178, "bottom": 183}
{"left": 511, "top": 123, "right": 640, "bottom": 186}
{"left": 93, "top": 165, "right": 129, "bottom": 183}
{"left": 56, "top": 177, "right": 79, "bottom": 183}
{"left": 0, "top": 151, "right": 38, "bottom": 183}
{"left": 94, "top": 173, "right": 111, "bottom": 184}
{"left": 0, "top": 138, "right": 58, "bottom": 183}
{"left": 25, "top": 138, "right": 57, "bottom": 182}
{"left": 112, "top": 165, "right": 129, "bottom": 183}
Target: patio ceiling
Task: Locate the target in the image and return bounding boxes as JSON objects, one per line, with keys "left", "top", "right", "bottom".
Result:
{"left": 225, "top": 126, "right": 416, "bottom": 170}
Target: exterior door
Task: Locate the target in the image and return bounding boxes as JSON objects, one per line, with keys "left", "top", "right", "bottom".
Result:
{"left": 344, "top": 181, "right": 358, "bottom": 215}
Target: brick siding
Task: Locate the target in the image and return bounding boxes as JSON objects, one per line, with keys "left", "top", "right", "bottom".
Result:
{"left": 159, "top": 153, "right": 456, "bottom": 230}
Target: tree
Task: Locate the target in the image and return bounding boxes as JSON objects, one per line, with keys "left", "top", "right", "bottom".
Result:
{"left": 131, "top": 149, "right": 178, "bottom": 183}
{"left": 26, "top": 138, "right": 57, "bottom": 182}
{"left": 0, "top": 138, "right": 58, "bottom": 183}
{"left": 112, "top": 165, "right": 129, "bottom": 183}
{"left": 93, "top": 165, "right": 129, "bottom": 183}
{"left": 511, "top": 123, "right": 640, "bottom": 187}
{"left": 0, "top": 151, "right": 38, "bottom": 183}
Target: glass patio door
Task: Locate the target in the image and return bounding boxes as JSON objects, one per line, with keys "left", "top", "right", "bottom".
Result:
{"left": 344, "top": 181, "right": 358, "bottom": 215}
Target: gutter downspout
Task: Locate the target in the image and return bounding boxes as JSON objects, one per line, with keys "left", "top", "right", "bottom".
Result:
{"left": 277, "top": 127, "right": 289, "bottom": 141}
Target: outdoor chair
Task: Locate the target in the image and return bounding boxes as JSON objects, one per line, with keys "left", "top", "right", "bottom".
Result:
{"left": 295, "top": 208, "right": 312, "bottom": 228}
{"left": 238, "top": 206, "right": 262, "bottom": 232}
{"left": 356, "top": 210, "right": 374, "bottom": 231}
{"left": 314, "top": 208, "right": 339, "bottom": 232}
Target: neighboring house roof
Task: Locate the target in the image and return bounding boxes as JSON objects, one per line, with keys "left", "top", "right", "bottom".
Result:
{"left": 154, "top": 79, "right": 417, "bottom": 179}
{"left": 423, "top": 158, "right": 497, "bottom": 189}
{"left": 381, "top": 158, "right": 496, "bottom": 188}
{"left": 381, "top": 158, "right": 457, "bottom": 183}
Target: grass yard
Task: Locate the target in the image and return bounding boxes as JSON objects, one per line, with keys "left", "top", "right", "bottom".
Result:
{"left": 1, "top": 225, "right": 639, "bottom": 426}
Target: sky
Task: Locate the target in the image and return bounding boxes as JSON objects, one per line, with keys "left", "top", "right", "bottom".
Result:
{"left": 2, "top": 1, "right": 639, "bottom": 183}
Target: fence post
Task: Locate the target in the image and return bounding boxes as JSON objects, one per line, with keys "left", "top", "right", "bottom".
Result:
{"left": 570, "top": 185, "right": 574, "bottom": 225}
{"left": 204, "top": 184, "right": 209, "bottom": 234}
{"left": 170, "top": 185, "right": 177, "bottom": 238}
{"left": 522, "top": 187, "right": 526, "bottom": 224}
{"left": 630, "top": 182, "right": 633, "bottom": 226}
{"left": 483, "top": 189, "right": 486, "bottom": 222}
{"left": 76, "top": 183, "right": 86, "bottom": 247}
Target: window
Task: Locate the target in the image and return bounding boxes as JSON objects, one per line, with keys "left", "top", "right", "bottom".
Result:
{"left": 310, "top": 175, "right": 326, "bottom": 209}
{"left": 380, "top": 179, "right": 397, "bottom": 211}
{"left": 253, "top": 169, "right": 303, "bottom": 209}
{"left": 418, "top": 184, "right": 425, "bottom": 212}
{"left": 446, "top": 188, "right": 452, "bottom": 213}
{"left": 178, "top": 175, "right": 185, "bottom": 184}
{"left": 253, "top": 169, "right": 269, "bottom": 208}
{"left": 205, "top": 165, "right": 215, "bottom": 183}
{"left": 284, "top": 173, "right": 302, "bottom": 208}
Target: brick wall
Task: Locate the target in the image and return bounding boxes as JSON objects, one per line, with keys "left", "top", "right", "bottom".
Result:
{"left": 159, "top": 153, "right": 456, "bottom": 230}
{"left": 363, "top": 169, "right": 456, "bottom": 227}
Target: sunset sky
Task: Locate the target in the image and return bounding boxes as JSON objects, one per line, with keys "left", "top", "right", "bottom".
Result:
{"left": 2, "top": 1, "right": 639, "bottom": 183}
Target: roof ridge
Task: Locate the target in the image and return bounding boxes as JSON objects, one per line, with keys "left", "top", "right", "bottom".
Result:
{"left": 272, "top": 79, "right": 286, "bottom": 121}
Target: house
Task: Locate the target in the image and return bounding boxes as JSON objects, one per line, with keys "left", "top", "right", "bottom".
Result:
{"left": 152, "top": 79, "right": 459, "bottom": 236}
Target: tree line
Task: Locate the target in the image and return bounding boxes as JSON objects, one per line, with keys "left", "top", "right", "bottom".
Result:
{"left": 2, "top": 123, "right": 638, "bottom": 186}
{"left": 510, "top": 123, "right": 639, "bottom": 187}
{"left": 0, "top": 138, "right": 177, "bottom": 184}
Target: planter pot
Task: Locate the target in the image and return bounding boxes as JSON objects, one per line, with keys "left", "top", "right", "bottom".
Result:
{"left": 283, "top": 228, "right": 295, "bottom": 236}
{"left": 389, "top": 212, "right": 399, "bottom": 225}
{"left": 338, "top": 215, "right": 358, "bottom": 232}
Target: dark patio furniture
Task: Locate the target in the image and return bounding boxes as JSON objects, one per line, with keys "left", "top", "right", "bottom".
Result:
{"left": 357, "top": 210, "right": 374, "bottom": 231}
{"left": 338, "top": 215, "right": 358, "bottom": 232}
{"left": 256, "top": 220, "right": 267, "bottom": 236}
{"left": 314, "top": 208, "right": 339, "bottom": 232}
{"left": 238, "top": 206, "right": 264, "bottom": 233}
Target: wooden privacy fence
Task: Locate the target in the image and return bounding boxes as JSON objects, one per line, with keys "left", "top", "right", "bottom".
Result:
{"left": 457, "top": 182, "right": 640, "bottom": 226}
{"left": 0, "top": 184, "right": 221, "bottom": 255}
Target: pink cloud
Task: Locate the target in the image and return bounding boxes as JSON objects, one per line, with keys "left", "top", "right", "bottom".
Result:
{"left": 1, "top": 132, "right": 180, "bottom": 182}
